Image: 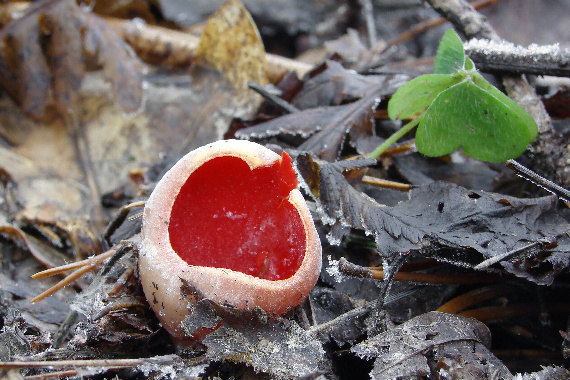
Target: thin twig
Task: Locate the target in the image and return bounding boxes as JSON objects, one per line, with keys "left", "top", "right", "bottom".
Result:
{"left": 308, "top": 256, "right": 420, "bottom": 337}
{"left": 356, "top": 0, "right": 500, "bottom": 70}
{"left": 107, "top": 266, "right": 136, "bottom": 296}
{"left": 425, "top": 0, "right": 499, "bottom": 40}
{"left": 474, "top": 236, "right": 558, "bottom": 270}
{"left": 0, "top": 355, "right": 202, "bottom": 373}
{"left": 340, "top": 257, "right": 513, "bottom": 284}
{"left": 307, "top": 285, "right": 421, "bottom": 337}
{"left": 102, "top": 200, "right": 145, "bottom": 246}
{"left": 247, "top": 81, "right": 300, "bottom": 114}
{"left": 67, "top": 112, "right": 106, "bottom": 232}
{"left": 307, "top": 300, "right": 377, "bottom": 337}
{"left": 506, "top": 160, "right": 570, "bottom": 202}
{"left": 25, "top": 370, "right": 79, "bottom": 379}
{"left": 367, "top": 268, "right": 508, "bottom": 284}
{"left": 98, "top": 241, "right": 138, "bottom": 278}
{"left": 465, "top": 39, "right": 570, "bottom": 78}
{"left": 360, "top": 0, "right": 377, "bottom": 48}
{"left": 0, "top": 358, "right": 143, "bottom": 370}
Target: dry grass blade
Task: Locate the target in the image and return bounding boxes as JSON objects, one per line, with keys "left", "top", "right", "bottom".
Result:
{"left": 436, "top": 285, "right": 515, "bottom": 314}
{"left": 361, "top": 176, "right": 411, "bottom": 191}
{"left": 32, "top": 248, "right": 116, "bottom": 279}
{"left": 459, "top": 303, "right": 570, "bottom": 322}
{"left": 31, "top": 263, "right": 98, "bottom": 303}
{"left": 31, "top": 247, "right": 118, "bottom": 302}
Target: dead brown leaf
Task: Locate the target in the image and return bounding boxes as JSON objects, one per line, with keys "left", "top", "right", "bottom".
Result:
{"left": 0, "top": 0, "right": 271, "bottom": 261}
{"left": 196, "top": 0, "right": 268, "bottom": 92}
{"left": 0, "top": 0, "right": 144, "bottom": 120}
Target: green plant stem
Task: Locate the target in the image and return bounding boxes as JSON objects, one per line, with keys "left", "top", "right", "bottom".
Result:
{"left": 368, "top": 114, "right": 423, "bottom": 159}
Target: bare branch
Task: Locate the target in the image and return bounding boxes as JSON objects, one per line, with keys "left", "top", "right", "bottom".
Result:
{"left": 465, "top": 39, "right": 570, "bottom": 78}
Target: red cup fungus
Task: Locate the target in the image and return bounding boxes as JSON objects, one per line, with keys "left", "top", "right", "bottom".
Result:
{"left": 139, "top": 140, "right": 322, "bottom": 340}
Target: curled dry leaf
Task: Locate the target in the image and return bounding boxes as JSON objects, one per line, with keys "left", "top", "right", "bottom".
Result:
{"left": 0, "top": 211, "right": 68, "bottom": 269}
{"left": 352, "top": 312, "right": 512, "bottom": 379}
{"left": 0, "top": 0, "right": 143, "bottom": 120}
{"left": 0, "top": 144, "right": 101, "bottom": 256}
{"left": 82, "top": 13, "right": 144, "bottom": 114}
{"left": 180, "top": 298, "right": 324, "bottom": 378}
{"left": 0, "top": 212, "right": 75, "bottom": 329}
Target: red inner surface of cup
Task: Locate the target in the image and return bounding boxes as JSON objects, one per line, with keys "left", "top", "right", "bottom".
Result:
{"left": 168, "top": 152, "right": 306, "bottom": 280}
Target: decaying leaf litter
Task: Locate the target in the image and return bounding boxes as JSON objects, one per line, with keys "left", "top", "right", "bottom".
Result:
{"left": 0, "top": 0, "right": 569, "bottom": 378}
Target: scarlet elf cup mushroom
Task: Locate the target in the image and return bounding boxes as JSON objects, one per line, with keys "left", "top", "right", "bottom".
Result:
{"left": 139, "top": 140, "right": 322, "bottom": 340}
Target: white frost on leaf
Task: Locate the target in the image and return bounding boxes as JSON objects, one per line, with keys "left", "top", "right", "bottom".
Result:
{"left": 325, "top": 255, "right": 346, "bottom": 282}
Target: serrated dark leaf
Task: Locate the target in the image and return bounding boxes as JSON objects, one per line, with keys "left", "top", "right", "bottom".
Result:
{"left": 296, "top": 92, "right": 379, "bottom": 161}
{"left": 238, "top": 93, "right": 380, "bottom": 161}
{"left": 352, "top": 312, "right": 511, "bottom": 379}
{"left": 314, "top": 157, "right": 424, "bottom": 248}
{"left": 235, "top": 106, "right": 335, "bottom": 140}
{"left": 305, "top": 156, "right": 570, "bottom": 284}
{"left": 238, "top": 62, "right": 407, "bottom": 161}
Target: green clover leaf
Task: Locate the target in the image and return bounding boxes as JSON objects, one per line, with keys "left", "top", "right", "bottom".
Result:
{"left": 387, "top": 73, "right": 466, "bottom": 120}
{"left": 470, "top": 72, "right": 538, "bottom": 141}
{"left": 416, "top": 79, "right": 534, "bottom": 162}
{"left": 370, "top": 29, "right": 538, "bottom": 162}
{"left": 433, "top": 29, "right": 466, "bottom": 74}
